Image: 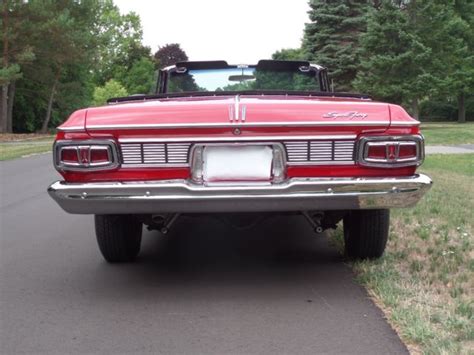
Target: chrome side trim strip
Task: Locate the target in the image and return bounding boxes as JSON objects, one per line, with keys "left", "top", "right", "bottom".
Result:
{"left": 392, "top": 122, "right": 420, "bottom": 126}
{"left": 57, "top": 126, "right": 85, "bottom": 132}
{"left": 59, "top": 120, "right": 418, "bottom": 132}
{"left": 48, "top": 174, "right": 433, "bottom": 214}
{"left": 85, "top": 121, "right": 393, "bottom": 130}
{"left": 118, "top": 135, "right": 357, "bottom": 143}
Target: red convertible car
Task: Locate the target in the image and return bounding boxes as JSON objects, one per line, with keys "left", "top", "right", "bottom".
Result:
{"left": 48, "top": 60, "right": 432, "bottom": 262}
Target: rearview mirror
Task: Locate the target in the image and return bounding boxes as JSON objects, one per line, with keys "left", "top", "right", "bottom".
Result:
{"left": 228, "top": 74, "right": 255, "bottom": 82}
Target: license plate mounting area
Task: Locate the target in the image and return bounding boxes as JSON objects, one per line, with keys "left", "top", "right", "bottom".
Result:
{"left": 202, "top": 145, "right": 274, "bottom": 184}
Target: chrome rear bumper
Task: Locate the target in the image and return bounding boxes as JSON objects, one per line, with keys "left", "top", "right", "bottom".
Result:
{"left": 48, "top": 174, "right": 432, "bottom": 214}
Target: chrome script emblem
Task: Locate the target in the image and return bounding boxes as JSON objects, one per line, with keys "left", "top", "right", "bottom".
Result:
{"left": 322, "top": 111, "right": 368, "bottom": 119}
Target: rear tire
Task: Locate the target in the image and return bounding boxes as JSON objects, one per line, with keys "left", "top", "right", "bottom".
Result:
{"left": 95, "top": 215, "right": 142, "bottom": 263}
{"left": 343, "top": 210, "right": 389, "bottom": 259}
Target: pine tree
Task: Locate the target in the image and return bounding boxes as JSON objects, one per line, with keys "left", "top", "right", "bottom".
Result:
{"left": 303, "top": 0, "right": 370, "bottom": 92}
{"left": 353, "top": 1, "right": 434, "bottom": 119}
{"left": 427, "top": 0, "right": 474, "bottom": 123}
{"left": 272, "top": 48, "right": 307, "bottom": 61}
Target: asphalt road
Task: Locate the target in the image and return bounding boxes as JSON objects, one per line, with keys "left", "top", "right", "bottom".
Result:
{"left": 1, "top": 154, "right": 407, "bottom": 355}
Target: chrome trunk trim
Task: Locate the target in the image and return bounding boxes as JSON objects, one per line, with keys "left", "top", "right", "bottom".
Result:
{"left": 118, "top": 135, "right": 357, "bottom": 143}
{"left": 84, "top": 121, "right": 395, "bottom": 130}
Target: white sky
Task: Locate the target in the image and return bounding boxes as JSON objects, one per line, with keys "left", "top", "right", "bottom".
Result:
{"left": 114, "top": 0, "right": 309, "bottom": 64}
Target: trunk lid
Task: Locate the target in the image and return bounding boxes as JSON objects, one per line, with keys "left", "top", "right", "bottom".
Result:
{"left": 84, "top": 95, "right": 390, "bottom": 130}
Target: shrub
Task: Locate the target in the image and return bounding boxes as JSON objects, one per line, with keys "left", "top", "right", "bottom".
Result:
{"left": 93, "top": 80, "right": 128, "bottom": 106}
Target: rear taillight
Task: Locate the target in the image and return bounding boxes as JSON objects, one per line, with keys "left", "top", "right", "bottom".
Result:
{"left": 358, "top": 135, "right": 424, "bottom": 167}
{"left": 54, "top": 140, "right": 119, "bottom": 171}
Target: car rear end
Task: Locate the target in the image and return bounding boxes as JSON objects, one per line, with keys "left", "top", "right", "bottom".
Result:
{"left": 49, "top": 97, "right": 430, "bottom": 215}
{"left": 48, "top": 61, "right": 432, "bottom": 262}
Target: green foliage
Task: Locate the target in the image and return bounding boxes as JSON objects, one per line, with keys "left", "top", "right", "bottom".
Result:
{"left": 0, "top": 0, "right": 35, "bottom": 87}
{"left": 354, "top": 2, "right": 434, "bottom": 105}
{"left": 353, "top": 0, "right": 474, "bottom": 120}
{"left": 4, "top": 0, "right": 161, "bottom": 132}
{"left": 167, "top": 74, "right": 202, "bottom": 93}
{"left": 435, "top": 1, "right": 474, "bottom": 95}
{"left": 93, "top": 1, "right": 149, "bottom": 85}
{"left": 251, "top": 69, "right": 320, "bottom": 91}
{"left": 303, "top": 0, "right": 370, "bottom": 92}
{"left": 296, "top": 0, "right": 474, "bottom": 121}
{"left": 272, "top": 48, "right": 307, "bottom": 61}
{"left": 120, "top": 57, "right": 155, "bottom": 95}
{"left": 420, "top": 96, "right": 474, "bottom": 122}
{"left": 0, "top": 64, "right": 22, "bottom": 85}
{"left": 6, "top": 0, "right": 102, "bottom": 132}
{"left": 93, "top": 80, "right": 128, "bottom": 106}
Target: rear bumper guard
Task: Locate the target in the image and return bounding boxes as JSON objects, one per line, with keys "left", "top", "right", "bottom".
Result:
{"left": 48, "top": 174, "right": 432, "bottom": 214}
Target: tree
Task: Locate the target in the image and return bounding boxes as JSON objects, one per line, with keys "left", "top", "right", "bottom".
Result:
{"left": 2, "top": 0, "right": 154, "bottom": 133}
{"left": 93, "top": 79, "right": 128, "bottom": 106}
{"left": 0, "top": 0, "right": 34, "bottom": 133}
{"left": 33, "top": 0, "right": 99, "bottom": 133}
{"left": 154, "top": 43, "right": 188, "bottom": 69}
{"left": 428, "top": 0, "right": 474, "bottom": 123}
{"left": 120, "top": 57, "right": 155, "bottom": 95}
{"left": 272, "top": 48, "right": 307, "bottom": 61}
{"left": 303, "top": 0, "right": 370, "bottom": 92}
{"left": 92, "top": 1, "right": 146, "bottom": 86}
{"left": 353, "top": 1, "right": 434, "bottom": 119}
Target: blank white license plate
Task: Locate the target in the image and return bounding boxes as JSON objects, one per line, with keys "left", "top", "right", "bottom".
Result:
{"left": 203, "top": 145, "right": 273, "bottom": 182}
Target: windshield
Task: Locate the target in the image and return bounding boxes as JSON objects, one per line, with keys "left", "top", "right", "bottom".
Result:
{"left": 167, "top": 67, "right": 321, "bottom": 93}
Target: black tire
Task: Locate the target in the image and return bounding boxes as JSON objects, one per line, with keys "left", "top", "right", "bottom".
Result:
{"left": 94, "top": 215, "right": 142, "bottom": 263}
{"left": 343, "top": 209, "right": 389, "bottom": 259}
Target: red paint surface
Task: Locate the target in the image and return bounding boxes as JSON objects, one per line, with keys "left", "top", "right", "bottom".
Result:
{"left": 59, "top": 165, "right": 416, "bottom": 183}
{"left": 79, "top": 96, "right": 392, "bottom": 129}
{"left": 55, "top": 94, "right": 422, "bottom": 183}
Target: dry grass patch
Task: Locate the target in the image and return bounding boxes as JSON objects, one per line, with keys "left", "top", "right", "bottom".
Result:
{"left": 331, "top": 154, "right": 474, "bottom": 354}
{"left": 0, "top": 133, "right": 54, "bottom": 142}
{"left": 0, "top": 141, "right": 53, "bottom": 160}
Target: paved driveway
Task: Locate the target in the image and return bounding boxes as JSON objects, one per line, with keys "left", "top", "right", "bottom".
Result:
{"left": 0, "top": 155, "right": 407, "bottom": 354}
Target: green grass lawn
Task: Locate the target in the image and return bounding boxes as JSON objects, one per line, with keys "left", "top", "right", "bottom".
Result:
{"left": 421, "top": 122, "right": 474, "bottom": 145}
{"left": 331, "top": 154, "right": 474, "bottom": 354}
{"left": 0, "top": 141, "right": 53, "bottom": 161}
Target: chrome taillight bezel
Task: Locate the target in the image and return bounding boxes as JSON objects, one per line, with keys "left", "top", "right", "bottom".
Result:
{"left": 357, "top": 135, "right": 425, "bottom": 168}
{"left": 54, "top": 140, "right": 120, "bottom": 171}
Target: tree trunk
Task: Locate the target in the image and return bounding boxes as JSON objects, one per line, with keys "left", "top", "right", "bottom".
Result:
{"left": 458, "top": 92, "right": 466, "bottom": 123}
{"left": 1, "top": 1, "right": 9, "bottom": 133}
{"left": 6, "top": 80, "right": 15, "bottom": 132}
{"left": 40, "top": 68, "right": 61, "bottom": 133}
{"left": 0, "top": 85, "right": 8, "bottom": 133}
{"left": 40, "top": 80, "right": 58, "bottom": 133}
{"left": 411, "top": 97, "right": 419, "bottom": 120}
